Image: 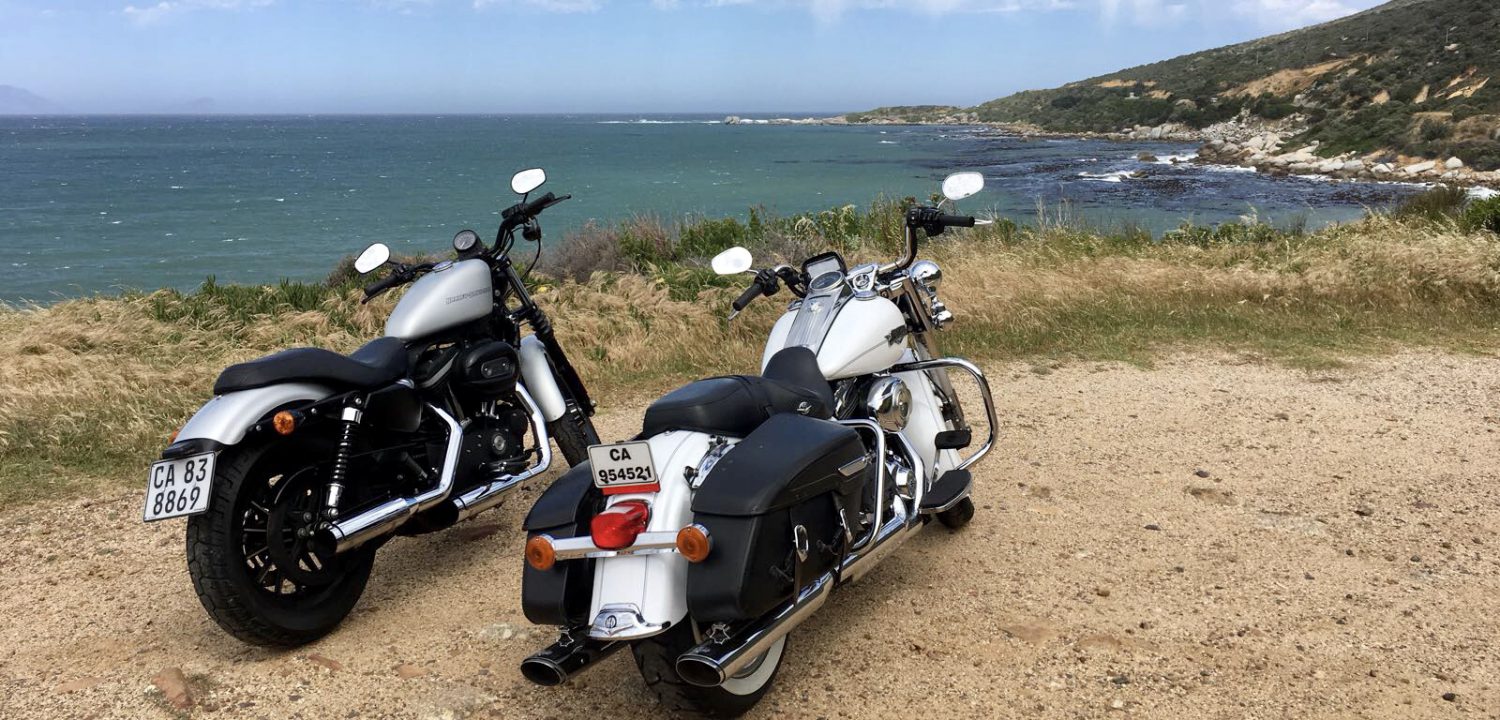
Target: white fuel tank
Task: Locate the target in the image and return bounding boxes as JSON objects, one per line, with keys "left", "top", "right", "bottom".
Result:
{"left": 761, "top": 293, "right": 908, "bottom": 381}
{"left": 385, "top": 259, "right": 493, "bottom": 341}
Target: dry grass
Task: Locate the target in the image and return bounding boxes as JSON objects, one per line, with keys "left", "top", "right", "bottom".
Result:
{"left": 3, "top": 209, "right": 1499, "bottom": 506}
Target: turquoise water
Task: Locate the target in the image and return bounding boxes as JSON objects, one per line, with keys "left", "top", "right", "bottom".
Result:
{"left": 0, "top": 115, "right": 1422, "bottom": 302}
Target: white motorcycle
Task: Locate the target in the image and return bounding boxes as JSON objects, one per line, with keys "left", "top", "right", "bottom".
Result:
{"left": 517, "top": 172, "right": 998, "bottom": 717}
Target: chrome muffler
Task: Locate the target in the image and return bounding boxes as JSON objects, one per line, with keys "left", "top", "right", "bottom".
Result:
{"left": 520, "top": 635, "right": 622, "bottom": 687}
{"left": 675, "top": 570, "right": 835, "bottom": 688}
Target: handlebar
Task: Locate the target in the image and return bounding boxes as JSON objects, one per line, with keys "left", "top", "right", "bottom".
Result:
{"left": 880, "top": 206, "right": 976, "bottom": 274}
{"left": 732, "top": 283, "right": 764, "bottom": 312}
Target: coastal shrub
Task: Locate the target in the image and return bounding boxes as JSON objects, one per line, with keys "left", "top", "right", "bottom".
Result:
{"left": 678, "top": 217, "right": 749, "bottom": 258}
{"left": 1462, "top": 197, "right": 1500, "bottom": 235}
{"left": 1393, "top": 186, "right": 1469, "bottom": 223}
{"left": 1160, "top": 220, "right": 1281, "bottom": 247}
{"left": 616, "top": 216, "right": 674, "bottom": 267}
{"left": 1420, "top": 119, "right": 1454, "bottom": 143}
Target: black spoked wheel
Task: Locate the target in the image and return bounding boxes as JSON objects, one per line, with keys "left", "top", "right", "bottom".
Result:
{"left": 186, "top": 436, "right": 375, "bottom": 647}
{"left": 632, "top": 623, "right": 787, "bottom": 719}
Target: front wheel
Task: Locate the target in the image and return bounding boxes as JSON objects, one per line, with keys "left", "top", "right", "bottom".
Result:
{"left": 548, "top": 405, "right": 600, "bottom": 467}
{"left": 185, "top": 436, "right": 375, "bottom": 647}
{"left": 632, "top": 623, "right": 787, "bottom": 718}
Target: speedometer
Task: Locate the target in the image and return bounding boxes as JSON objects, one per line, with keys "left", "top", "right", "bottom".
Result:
{"left": 453, "top": 229, "right": 482, "bottom": 254}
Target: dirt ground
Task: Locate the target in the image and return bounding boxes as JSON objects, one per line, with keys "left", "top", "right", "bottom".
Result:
{"left": 3, "top": 352, "right": 1498, "bottom": 719}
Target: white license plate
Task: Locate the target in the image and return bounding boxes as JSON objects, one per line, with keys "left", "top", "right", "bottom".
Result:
{"left": 143, "top": 452, "right": 216, "bottom": 522}
{"left": 587, "top": 441, "right": 658, "bottom": 494}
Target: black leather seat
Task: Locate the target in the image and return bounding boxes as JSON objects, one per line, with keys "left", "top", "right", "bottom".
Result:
{"left": 213, "top": 337, "right": 409, "bottom": 394}
{"left": 641, "top": 347, "right": 833, "bottom": 438}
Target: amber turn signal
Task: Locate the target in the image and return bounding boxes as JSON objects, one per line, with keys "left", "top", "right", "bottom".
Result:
{"left": 272, "top": 410, "right": 298, "bottom": 436}
{"left": 676, "top": 524, "right": 712, "bottom": 563}
{"left": 525, "top": 535, "right": 557, "bottom": 571}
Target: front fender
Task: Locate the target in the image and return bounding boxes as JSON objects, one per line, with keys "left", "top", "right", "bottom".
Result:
{"left": 175, "top": 382, "right": 336, "bottom": 447}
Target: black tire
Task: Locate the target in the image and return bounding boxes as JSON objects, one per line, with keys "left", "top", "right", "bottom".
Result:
{"left": 185, "top": 437, "right": 376, "bottom": 647}
{"left": 936, "top": 496, "right": 975, "bottom": 530}
{"left": 632, "top": 623, "right": 786, "bottom": 719}
{"left": 548, "top": 406, "right": 600, "bottom": 467}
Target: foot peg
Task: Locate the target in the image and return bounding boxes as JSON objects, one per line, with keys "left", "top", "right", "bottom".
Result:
{"left": 934, "top": 429, "right": 971, "bottom": 450}
{"left": 919, "top": 469, "right": 972, "bottom": 515}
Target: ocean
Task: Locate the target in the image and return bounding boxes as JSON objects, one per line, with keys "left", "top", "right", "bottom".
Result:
{"left": 0, "top": 114, "right": 1425, "bottom": 303}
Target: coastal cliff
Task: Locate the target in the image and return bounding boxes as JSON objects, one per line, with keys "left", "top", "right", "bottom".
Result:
{"left": 847, "top": 0, "right": 1500, "bottom": 184}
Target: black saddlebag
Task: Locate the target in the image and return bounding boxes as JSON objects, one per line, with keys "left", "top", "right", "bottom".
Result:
{"left": 521, "top": 463, "right": 602, "bottom": 627}
{"left": 686, "top": 413, "right": 867, "bottom": 623}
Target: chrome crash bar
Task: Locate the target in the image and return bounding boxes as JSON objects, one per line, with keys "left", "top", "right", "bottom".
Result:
{"left": 890, "top": 356, "right": 997, "bottom": 472}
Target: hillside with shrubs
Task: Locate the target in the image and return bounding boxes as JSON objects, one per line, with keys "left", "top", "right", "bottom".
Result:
{"left": 859, "top": 0, "right": 1499, "bottom": 169}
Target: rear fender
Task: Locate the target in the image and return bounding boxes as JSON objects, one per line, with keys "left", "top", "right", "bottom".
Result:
{"left": 174, "top": 382, "right": 336, "bottom": 447}
{"left": 586, "top": 430, "right": 723, "bottom": 641}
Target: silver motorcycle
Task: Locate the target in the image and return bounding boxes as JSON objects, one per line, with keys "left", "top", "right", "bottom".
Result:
{"left": 144, "top": 168, "right": 599, "bottom": 647}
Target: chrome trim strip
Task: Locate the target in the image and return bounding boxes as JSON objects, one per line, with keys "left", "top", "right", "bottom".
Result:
{"left": 837, "top": 456, "right": 868, "bottom": 477}
{"left": 550, "top": 531, "right": 680, "bottom": 561}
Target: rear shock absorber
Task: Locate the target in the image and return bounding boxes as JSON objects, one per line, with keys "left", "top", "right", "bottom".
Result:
{"left": 325, "top": 395, "right": 364, "bottom": 519}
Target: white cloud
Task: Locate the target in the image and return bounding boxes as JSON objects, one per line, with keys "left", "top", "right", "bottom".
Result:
{"left": 1100, "top": 0, "right": 1374, "bottom": 30}
{"left": 123, "top": 0, "right": 272, "bottom": 25}
{"left": 1230, "top": 0, "right": 1365, "bottom": 30}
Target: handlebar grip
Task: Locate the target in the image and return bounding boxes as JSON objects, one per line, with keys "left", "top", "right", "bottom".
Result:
{"left": 937, "top": 214, "right": 976, "bottom": 228}
{"left": 732, "top": 283, "right": 764, "bottom": 312}
{"left": 363, "top": 273, "right": 403, "bottom": 299}
{"left": 522, "top": 192, "right": 558, "bottom": 217}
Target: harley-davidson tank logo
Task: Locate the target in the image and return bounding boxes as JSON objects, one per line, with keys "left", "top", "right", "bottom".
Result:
{"left": 886, "top": 325, "right": 909, "bottom": 345}
{"left": 445, "top": 287, "right": 488, "bottom": 304}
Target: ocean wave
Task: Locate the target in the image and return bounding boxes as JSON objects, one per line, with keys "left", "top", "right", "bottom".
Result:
{"left": 1153, "top": 153, "right": 1198, "bottom": 165}
{"left": 1079, "top": 170, "right": 1135, "bottom": 183}
{"left": 877, "top": 140, "right": 897, "bottom": 145}
{"left": 596, "top": 119, "right": 719, "bottom": 125}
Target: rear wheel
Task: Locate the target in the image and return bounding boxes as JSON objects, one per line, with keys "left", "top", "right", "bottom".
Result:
{"left": 632, "top": 623, "right": 787, "bottom": 718}
{"left": 185, "top": 436, "right": 375, "bottom": 647}
{"left": 548, "top": 405, "right": 599, "bottom": 467}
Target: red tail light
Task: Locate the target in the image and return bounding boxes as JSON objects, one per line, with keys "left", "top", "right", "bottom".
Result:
{"left": 590, "top": 500, "right": 651, "bottom": 550}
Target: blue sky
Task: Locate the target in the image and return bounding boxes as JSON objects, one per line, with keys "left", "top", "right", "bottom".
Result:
{"left": 0, "top": 0, "right": 1389, "bottom": 113}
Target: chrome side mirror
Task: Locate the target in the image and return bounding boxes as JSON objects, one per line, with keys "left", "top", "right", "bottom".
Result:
{"left": 711, "top": 246, "right": 754, "bottom": 276}
{"left": 941, "top": 171, "right": 984, "bottom": 202}
{"left": 511, "top": 168, "right": 546, "bottom": 195}
{"left": 354, "top": 243, "right": 391, "bottom": 274}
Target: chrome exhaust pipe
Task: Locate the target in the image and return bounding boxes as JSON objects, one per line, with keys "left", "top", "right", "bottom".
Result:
{"left": 452, "top": 385, "right": 553, "bottom": 523}
{"left": 839, "top": 499, "right": 919, "bottom": 585}
{"left": 520, "top": 635, "right": 622, "bottom": 687}
{"left": 325, "top": 403, "right": 464, "bottom": 554}
{"left": 675, "top": 570, "right": 836, "bottom": 688}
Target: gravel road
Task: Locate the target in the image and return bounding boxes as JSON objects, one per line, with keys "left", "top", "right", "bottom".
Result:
{"left": 3, "top": 352, "right": 1497, "bottom": 719}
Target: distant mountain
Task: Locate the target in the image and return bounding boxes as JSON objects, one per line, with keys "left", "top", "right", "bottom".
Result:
{"left": 856, "top": 0, "right": 1500, "bottom": 169}
{"left": 0, "top": 85, "right": 63, "bottom": 114}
